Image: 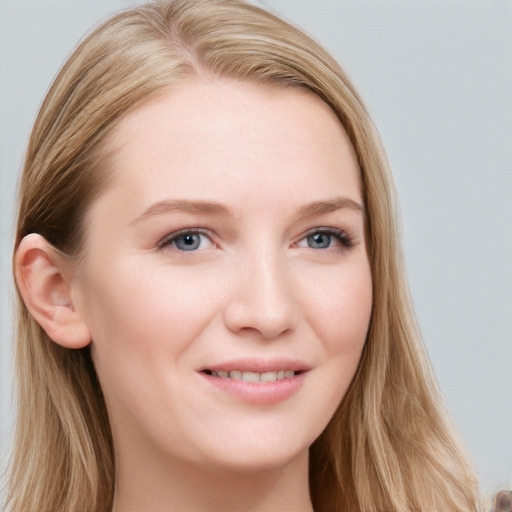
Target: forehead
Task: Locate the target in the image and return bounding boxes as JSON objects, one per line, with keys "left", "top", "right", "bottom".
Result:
{"left": 92, "top": 78, "right": 361, "bottom": 219}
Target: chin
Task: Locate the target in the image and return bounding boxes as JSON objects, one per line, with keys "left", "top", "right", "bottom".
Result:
{"left": 208, "top": 447, "right": 309, "bottom": 475}
{"left": 194, "top": 430, "right": 314, "bottom": 475}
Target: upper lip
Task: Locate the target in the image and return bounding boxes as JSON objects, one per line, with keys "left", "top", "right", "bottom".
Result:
{"left": 199, "top": 358, "right": 312, "bottom": 374}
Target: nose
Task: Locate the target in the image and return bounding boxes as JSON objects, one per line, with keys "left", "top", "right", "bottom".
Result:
{"left": 223, "top": 250, "right": 299, "bottom": 340}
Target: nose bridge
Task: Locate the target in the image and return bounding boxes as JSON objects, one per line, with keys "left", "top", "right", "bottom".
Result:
{"left": 224, "top": 243, "right": 299, "bottom": 339}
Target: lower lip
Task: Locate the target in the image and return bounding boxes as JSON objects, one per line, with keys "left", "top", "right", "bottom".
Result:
{"left": 199, "top": 372, "right": 307, "bottom": 405}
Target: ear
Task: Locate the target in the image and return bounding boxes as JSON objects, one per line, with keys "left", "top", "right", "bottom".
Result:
{"left": 14, "top": 233, "right": 91, "bottom": 349}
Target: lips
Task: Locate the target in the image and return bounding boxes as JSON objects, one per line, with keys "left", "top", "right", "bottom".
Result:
{"left": 200, "top": 358, "right": 310, "bottom": 374}
{"left": 198, "top": 359, "right": 309, "bottom": 405}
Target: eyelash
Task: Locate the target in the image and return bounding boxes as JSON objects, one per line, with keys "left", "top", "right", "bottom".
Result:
{"left": 156, "top": 227, "right": 354, "bottom": 252}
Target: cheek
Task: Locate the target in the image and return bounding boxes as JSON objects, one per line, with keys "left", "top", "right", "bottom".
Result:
{"left": 301, "top": 261, "right": 372, "bottom": 412}
{"left": 77, "top": 260, "right": 219, "bottom": 386}
{"left": 301, "top": 260, "right": 373, "bottom": 355}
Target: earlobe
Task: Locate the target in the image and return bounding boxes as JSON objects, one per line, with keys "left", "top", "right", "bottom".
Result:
{"left": 14, "top": 233, "right": 91, "bottom": 349}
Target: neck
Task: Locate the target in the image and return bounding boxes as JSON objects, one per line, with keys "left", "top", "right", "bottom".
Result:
{"left": 111, "top": 445, "right": 313, "bottom": 512}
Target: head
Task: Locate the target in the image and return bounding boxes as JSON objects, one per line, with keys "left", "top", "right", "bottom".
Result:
{"left": 9, "top": 2, "right": 477, "bottom": 512}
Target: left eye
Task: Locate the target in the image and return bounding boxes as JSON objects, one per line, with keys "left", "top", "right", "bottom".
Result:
{"left": 158, "top": 231, "right": 213, "bottom": 252}
{"left": 296, "top": 229, "right": 352, "bottom": 250}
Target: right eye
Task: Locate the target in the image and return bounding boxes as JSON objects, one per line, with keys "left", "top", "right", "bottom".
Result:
{"left": 157, "top": 230, "right": 214, "bottom": 252}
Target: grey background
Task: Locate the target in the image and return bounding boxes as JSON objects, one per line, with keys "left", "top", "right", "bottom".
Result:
{"left": 1, "top": 0, "right": 510, "bottom": 497}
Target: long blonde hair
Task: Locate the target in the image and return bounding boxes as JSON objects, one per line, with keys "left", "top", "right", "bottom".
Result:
{"left": 7, "top": 1, "right": 480, "bottom": 510}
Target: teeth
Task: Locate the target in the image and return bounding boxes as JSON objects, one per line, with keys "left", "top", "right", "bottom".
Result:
{"left": 260, "top": 371, "right": 277, "bottom": 382}
{"left": 242, "top": 371, "right": 260, "bottom": 382}
{"left": 208, "top": 370, "right": 296, "bottom": 381}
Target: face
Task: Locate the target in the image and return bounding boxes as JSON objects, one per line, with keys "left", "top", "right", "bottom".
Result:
{"left": 73, "top": 79, "right": 372, "bottom": 474}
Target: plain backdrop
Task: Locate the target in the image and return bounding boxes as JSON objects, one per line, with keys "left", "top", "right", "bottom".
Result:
{"left": 1, "top": 0, "right": 510, "bottom": 498}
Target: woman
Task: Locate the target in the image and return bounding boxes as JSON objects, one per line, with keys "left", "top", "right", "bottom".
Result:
{"left": 6, "top": 1, "right": 482, "bottom": 511}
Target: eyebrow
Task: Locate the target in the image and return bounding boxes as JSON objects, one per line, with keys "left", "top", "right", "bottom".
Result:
{"left": 293, "top": 197, "right": 365, "bottom": 221}
{"left": 132, "top": 196, "right": 364, "bottom": 225}
{"left": 132, "top": 199, "right": 232, "bottom": 225}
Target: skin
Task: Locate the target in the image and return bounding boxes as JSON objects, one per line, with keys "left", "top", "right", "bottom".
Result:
{"left": 67, "top": 79, "right": 373, "bottom": 511}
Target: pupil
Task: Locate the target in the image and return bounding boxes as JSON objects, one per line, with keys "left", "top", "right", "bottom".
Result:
{"left": 183, "top": 235, "right": 195, "bottom": 245}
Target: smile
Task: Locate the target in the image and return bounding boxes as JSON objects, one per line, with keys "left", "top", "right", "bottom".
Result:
{"left": 203, "top": 370, "right": 297, "bottom": 382}
{"left": 199, "top": 362, "right": 308, "bottom": 405}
